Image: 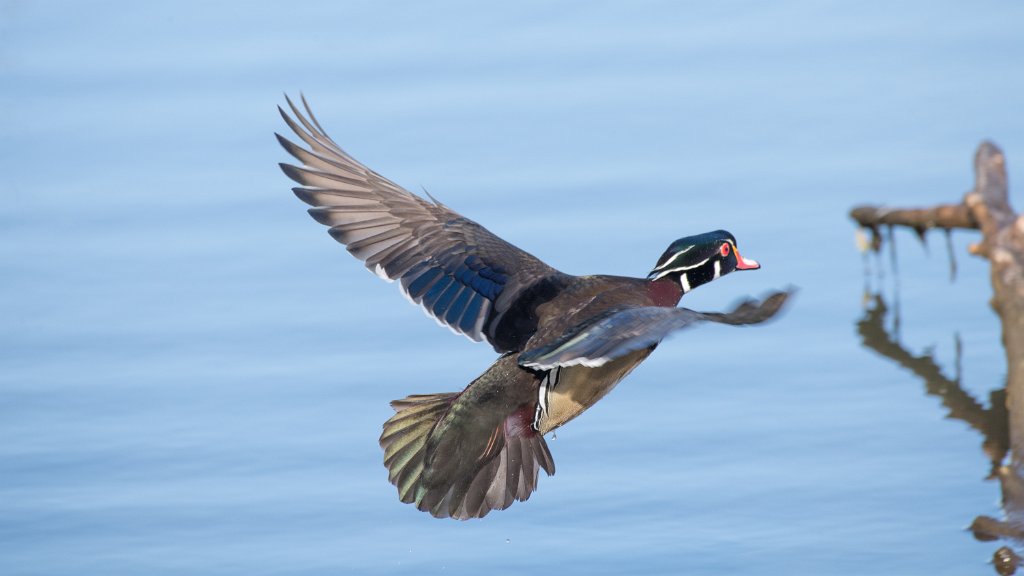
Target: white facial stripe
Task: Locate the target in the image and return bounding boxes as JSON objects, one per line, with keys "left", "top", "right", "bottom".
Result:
{"left": 650, "top": 255, "right": 711, "bottom": 281}
{"left": 650, "top": 268, "right": 674, "bottom": 281}
{"left": 713, "top": 260, "right": 721, "bottom": 280}
{"left": 653, "top": 245, "right": 694, "bottom": 271}
{"left": 677, "top": 256, "right": 711, "bottom": 271}
{"left": 650, "top": 254, "right": 713, "bottom": 281}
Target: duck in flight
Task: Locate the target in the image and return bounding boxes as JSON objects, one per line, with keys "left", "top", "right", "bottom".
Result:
{"left": 277, "top": 95, "right": 791, "bottom": 520}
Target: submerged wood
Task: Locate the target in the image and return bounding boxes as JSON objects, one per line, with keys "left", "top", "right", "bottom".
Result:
{"left": 962, "top": 143, "right": 1024, "bottom": 469}
{"left": 852, "top": 142, "right": 1024, "bottom": 572}
{"left": 852, "top": 141, "right": 1024, "bottom": 465}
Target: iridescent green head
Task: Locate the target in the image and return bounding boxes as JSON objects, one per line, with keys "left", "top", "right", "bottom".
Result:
{"left": 647, "top": 230, "right": 760, "bottom": 293}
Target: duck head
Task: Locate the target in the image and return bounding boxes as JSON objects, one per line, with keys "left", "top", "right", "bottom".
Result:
{"left": 647, "top": 230, "right": 760, "bottom": 293}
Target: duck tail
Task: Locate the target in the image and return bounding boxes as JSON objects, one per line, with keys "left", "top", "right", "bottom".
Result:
{"left": 379, "top": 393, "right": 459, "bottom": 506}
{"left": 379, "top": 386, "right": 556, "bottom": 520}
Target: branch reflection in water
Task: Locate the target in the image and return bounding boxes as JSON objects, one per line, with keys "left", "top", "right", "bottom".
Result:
{"left": 856, "top": 292, "right": 1022, "bottom": 574}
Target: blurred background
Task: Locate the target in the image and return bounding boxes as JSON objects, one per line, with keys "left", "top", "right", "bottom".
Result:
{"left": 3, "top": 1, "right": 1024, "bottom": 574}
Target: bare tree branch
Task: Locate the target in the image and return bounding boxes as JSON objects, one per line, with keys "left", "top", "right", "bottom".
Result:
{"left": 850, "top": 203, "right": 977, "bottom": 232}
{"left": 851, "top": 141, "right": 1024, "bottom": 572}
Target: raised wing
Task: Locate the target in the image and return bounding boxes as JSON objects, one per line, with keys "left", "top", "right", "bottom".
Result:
{"left": 278, "top": 95, "right": 563, "bottom": 351}
{"left": 518, "top": 289, "right": 793, "bottom": 370}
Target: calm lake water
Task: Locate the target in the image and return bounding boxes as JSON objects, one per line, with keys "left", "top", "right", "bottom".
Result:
{"left": 4, "top": 1, "right": 1024, "bottom": 574}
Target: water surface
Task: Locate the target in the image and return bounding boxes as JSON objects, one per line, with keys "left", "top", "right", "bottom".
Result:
{"left": 3, "top": 1, "right": 1024, "bottom": 574}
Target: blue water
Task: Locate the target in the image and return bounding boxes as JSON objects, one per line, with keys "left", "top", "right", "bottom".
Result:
{"left": 3, "top": 1, "right": 1024, "bottom": 574}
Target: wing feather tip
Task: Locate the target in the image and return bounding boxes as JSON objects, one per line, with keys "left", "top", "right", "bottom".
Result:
{"left": 279, "top": 162, "right": 306, "bottom": 184}
{"left": 307, "top": 206, "right": 333, "bottom": 226}
{"left": 275, "top": 132, "right": 300, "bottom": 155}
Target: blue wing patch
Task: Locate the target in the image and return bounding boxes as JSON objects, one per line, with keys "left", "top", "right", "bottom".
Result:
{"left": 398, "top": 254, "right": 509, "bottom": 340}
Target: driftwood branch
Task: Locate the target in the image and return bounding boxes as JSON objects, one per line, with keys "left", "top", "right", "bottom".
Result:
{"left": 850, "top": 203, "right": 977, "bottom": 232}
{"left": 851, "top": 141, "right": 1024, "bottom": 464}
{"left": 849, "top": 142, "right": 1019, "bottom": 250}
{"left": 963, "top": 144, "right": 1024, "bottom": 469}
{"left": 852, "top": 142, "right": 1024, "bottom": 573}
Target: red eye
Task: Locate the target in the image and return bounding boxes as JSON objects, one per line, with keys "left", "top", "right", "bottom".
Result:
{"left": 719, "top": 243, "right": 730, "bottom": 257}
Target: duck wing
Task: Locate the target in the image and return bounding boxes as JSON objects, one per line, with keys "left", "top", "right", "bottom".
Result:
{"left": 518, "top": 289, "right": 793, "bottom": 370}
{"left": 278, "top": 95, "right": 565, "bottom": 351}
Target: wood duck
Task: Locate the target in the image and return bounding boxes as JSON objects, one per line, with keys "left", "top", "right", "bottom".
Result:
{"left": 277, "top": 96, "right": 790, "bottom": 520}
